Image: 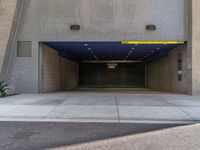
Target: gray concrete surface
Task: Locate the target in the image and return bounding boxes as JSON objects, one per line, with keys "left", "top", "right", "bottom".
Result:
{"left": 17, "top": 0, "right": 186, "bottom": 41}
{"left": 0, "top": 92, "right": 200, "bottom": 123}
{"left": 0, "top": 122, "right": 183, "bottom": 150}
{"left": 49, "top": 124, "right": 200, "bottom": 150}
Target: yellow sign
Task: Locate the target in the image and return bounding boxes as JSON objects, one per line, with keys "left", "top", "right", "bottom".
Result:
{"left": 121, "top": 41, "right": 185, "bottom": 45}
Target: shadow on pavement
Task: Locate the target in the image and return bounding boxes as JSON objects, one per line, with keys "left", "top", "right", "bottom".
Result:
{"left": 0, "top": 122, "right": 188, "bottom": 150}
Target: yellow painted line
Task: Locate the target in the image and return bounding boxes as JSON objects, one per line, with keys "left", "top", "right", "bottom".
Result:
{"left": 121, "top": 41, "right": 185, "bottom": 45}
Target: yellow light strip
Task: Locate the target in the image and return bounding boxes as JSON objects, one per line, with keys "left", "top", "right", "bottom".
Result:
{"left": 121, "top": 41, "right": 185, "bottom": 45}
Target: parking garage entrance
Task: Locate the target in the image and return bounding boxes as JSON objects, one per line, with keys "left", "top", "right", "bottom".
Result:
{"left": 40, "top": 41, "right": 184, "bottom": 93}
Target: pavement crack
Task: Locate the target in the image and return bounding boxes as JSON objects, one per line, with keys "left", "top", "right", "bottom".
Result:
{"left": 177, "top": 107, "right": 197, "bottom": 121}
{"left": 115, "top": 95, "right": 120, "bottom": 122}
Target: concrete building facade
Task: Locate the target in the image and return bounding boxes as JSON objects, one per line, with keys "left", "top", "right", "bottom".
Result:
{"left": 0, "top": 0, "right": 199, "bottom": 95}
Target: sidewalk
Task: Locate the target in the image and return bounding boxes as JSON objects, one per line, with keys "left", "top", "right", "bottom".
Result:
{"left": 0, "top": 92, "right": 200, "bottom": 124}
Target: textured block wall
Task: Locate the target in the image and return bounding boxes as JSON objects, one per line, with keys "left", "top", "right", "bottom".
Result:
{"left": 60, "top": 58, "right": 79, "bottom": 91}
{"left": 42, "top": 45, "right": 60, "bottom": 93}
{"left": 42, "top": 44, "right": 79, "bottom": 93}
{"left": 147, "top": 45, "right": 188, "bottom": 93}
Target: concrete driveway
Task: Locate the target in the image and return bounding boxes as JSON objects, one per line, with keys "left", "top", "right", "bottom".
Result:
{"left": 0, "top": 91, "right": 200, "bottom": 123}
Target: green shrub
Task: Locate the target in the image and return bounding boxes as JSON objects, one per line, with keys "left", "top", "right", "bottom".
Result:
{"left": 0, "top": 81, "right": 7, "bottom": 97}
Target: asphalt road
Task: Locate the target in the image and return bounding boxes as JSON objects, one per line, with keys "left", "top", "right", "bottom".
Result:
{"left": 0, "top": 122, "right": 182, "bottom": 150}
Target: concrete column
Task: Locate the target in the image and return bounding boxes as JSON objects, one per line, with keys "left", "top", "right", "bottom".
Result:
{"left": 0, "top": 0, "right": 23, "bottom": 80}
{"left": 190, "top": 0, "right": 200, "bottom": 95}
{"left": 0, "top": 0, "right": 17, "bottom": 76}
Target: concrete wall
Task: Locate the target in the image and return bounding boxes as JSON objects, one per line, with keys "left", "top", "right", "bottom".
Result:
{"left": 5, "top": 40, "right": 39, "bottom": 94}
{"left": 42, "top": 45, "right": 60, "bottom": 93}
{"left": 147, "top": 45, "right": 189, "bottom": 94}
{"left": 17, "top": 0, "right": 186, "bottom": 41}
{"left": 145, "top": 0, "right": 197, "bottom": 95}
{"left": 2, "top": 0, "right": 189, "bottom": 93}
{"left": 60, "top": 58, "right": 79, "bottom": 91}
{"left": 0, "top": 0, "right": 23, "bottom": 79}
{"left": 0, "top": 0, "right": 40, "bottom": 94}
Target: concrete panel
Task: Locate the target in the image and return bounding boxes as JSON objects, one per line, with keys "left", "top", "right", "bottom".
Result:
{"left": 179, "top": 107, "right": 200, "bottom": 120}
{"left": 60, "top": 57, "right": 79, "bottom": 91}
{"left": 42, "top": 44, "right": 60, "bottom": 93}
{"left": 0, "top": 105, "right": 56, "bottom": 117}
{"left": 118, "top": 106, "right": 193, "bottom": 121}
{"left": 17, "top": 0, "right": 186, "bottom": 41}
{"left": 62, "top": 95, "right": 116, "bottom": 106}
{"left": 6, "top": 41, "right": 39, "bottom": 93}
{"left": 117, "top": 95, "right": 172, "bottom": 106}
{"left": 49, "top": 105, "right": 118, "bottom": 120}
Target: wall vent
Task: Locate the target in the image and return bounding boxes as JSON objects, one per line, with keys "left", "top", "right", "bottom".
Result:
{"left": 17, "top": 41, "right": 32, "bottom": 57}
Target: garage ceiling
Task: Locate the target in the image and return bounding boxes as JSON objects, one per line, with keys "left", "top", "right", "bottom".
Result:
{"left": 42, "top": 42, "right": 184, "bottom": 62}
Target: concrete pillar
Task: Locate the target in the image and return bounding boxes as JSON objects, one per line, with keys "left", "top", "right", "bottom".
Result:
{"left": 0, "top": 0, "right": 23, "bottom": 80}
{"left": 190, "top": 0, "right": 200, "bottom": 95}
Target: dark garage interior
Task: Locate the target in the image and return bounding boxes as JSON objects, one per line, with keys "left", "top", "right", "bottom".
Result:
{"left": 40, "top": 42, "right": 184, "bottom": 93}
{"left": 79, "top": 62, "right": 145, "bottom": 88}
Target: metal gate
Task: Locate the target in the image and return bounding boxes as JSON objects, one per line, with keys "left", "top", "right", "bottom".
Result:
{"left": 79, "top": 63, "right": 145, "bottom": 88}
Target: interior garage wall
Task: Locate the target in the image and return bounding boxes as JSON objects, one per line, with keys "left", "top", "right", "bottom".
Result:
{"left": 60, "top": 57, "right": 79, "bottom": 91}
{"left": 42, "top": 44, "right": 79, "bottom": 93}
{"left": 42, "top": 44, "right": 60, "bottom": 93}
{"left": 147, "top": 45, "right": 188, "bottom": 93}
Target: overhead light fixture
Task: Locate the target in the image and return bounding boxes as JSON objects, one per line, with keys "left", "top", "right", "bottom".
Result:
{"left": 84, "top": 44, "right": 88, "bottom": 46}
{"left": 146, "top": 25, "right": 156, "bottom": 31}
{"left": 88, "top": 48, "right": 91, "bottom": 51}
{"left": 107, "top": 63, "right": 118, "bottom": 70}
{"left": 70, "top": 25, "right": 80, "bottom": 31}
